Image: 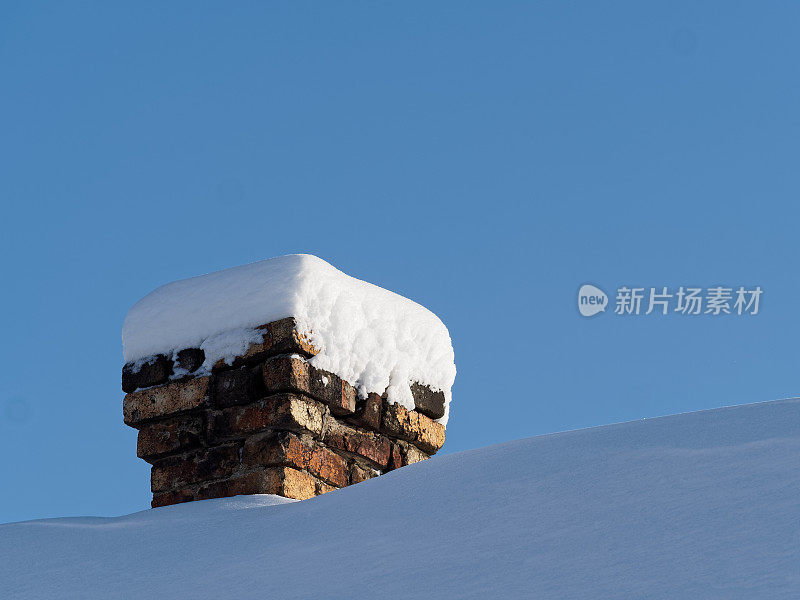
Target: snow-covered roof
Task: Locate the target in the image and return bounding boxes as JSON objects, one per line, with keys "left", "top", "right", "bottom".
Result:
{"left": 122, "top": 254, "right": 456, "bottom": 423}
{"left": 3, "top": 399, "right": 798, "bottom": 598}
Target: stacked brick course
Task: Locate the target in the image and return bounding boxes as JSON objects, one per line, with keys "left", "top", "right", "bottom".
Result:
{"left": 122, "top": 317, "right": 447, "bottom": 507}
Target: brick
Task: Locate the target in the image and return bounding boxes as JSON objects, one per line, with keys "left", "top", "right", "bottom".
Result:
{"left": 211, "top": 317, "right": 319, "bottom": 370}
{"left": 175, "top": 348, "right": 204, "bottom": 373}
{"left": 403, "top": 442, "right": 430, "bottom": 465}
{"left": 136, "top": 414, "right": 203, "bottom": 462}
{"left": 315, "top": 479, "right": 337, "bottom": 495}
{"left": 352, "top": 393, "right": 383, "bottom": 431}
{"left": 150, "top": 444, "right": 240, "bottom": 492}
{"left": 308, "top": 369, "right": 356, "bottom": 416}
{"left": 268, "top": 467, "right": 318, "bottom": 500}
{"left": 265, "top": 395, "right": 325, "bottom": 435}
{"left": 195, "top": 470, "right": 269, "bottom": 500}
{"left": 262, "top": 355, "right": 310, "bottom": 395}
{"left": 151, "top": 488, "right": 195, "bottom": 508}
{"left": 212, "top": 366, "right": 265, "bottom": 408}
{"left": 209, "top": 394, "right": 325, "bottom": 440}
{"left": 410, "top": 382, "right": 446, "bottom": 420}
{"left": 390, "top": 439, "right": 430, "bottom": 469}
{"left": 196, "top": 467, "right": 318, "bottom": 501}
{"left": 350, "top": 462, "right": 380, "bottom": 484}
{"left": 123, "top": 376, "right": 209, "bottom": 426}
{"left": 388, "top": 443, "right": 403, "bottom": 471}
{"left": 322, "top": 419, "right": 391, "bottom": 468}
{"left": 243, "top": 431, "right": 348, "bottom": 488}
{"left": 122, "top": 354, "right": 173, "bottom": 393}
{"left": 263, "top": 355, "right": 356, "bottom": 415}
{"left": 259, "top": 317, "right": 319, "bottom": 357}
{"left": 381, "top": 403, "right": 446, "bottom": 455}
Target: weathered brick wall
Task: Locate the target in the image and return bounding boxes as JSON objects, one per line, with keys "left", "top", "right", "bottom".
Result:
{"left": 122, "top": 317, "right": 447, "bottom": 507}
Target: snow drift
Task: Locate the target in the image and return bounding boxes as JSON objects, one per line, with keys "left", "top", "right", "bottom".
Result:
{"left": 122, "top": 254, "right": 456, "bottom": 422}
{"left": 2, "top": 398, "right": 799, "bottom": 599}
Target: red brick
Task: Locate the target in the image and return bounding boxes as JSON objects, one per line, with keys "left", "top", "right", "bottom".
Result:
{"left": 260, "top": 318, "right": 319, "bottom": 357}
{"left": 308, "top": 369, "right": 356, "bottom": 416}
{"left": 262, "top": 355, "right": 310, "bottom": 395}
{"left": 211, "top": 366, "right": 265, "bottom": 408}
{"left": 388, "top": 443, "right": 403, "bottom": 471}
{"left": 211, "top": 317, "right": 319, "bottom": 370}
{"left": 122, "top": 354, "right": 173, "bottom": 393}
{"left": 209, "top": 394, "right": 325, "bottom": 440}
{"left": 196, "top": 467, "right": 318, "bottom": 501}
{"left": 389, "top": 439, "right": 430, "bottom": 469}
{"left": 262, "top": 355, "right": 356, "bottom": 416}
{"left": 195, "top": 470, "right": 269, "bottom": 500}
{"left": 243, "top": 431, "right": 348, "bottom": 488}
{"left": 150, "top": 444, "right": 240, "bottom": 492}
{"left": 315, "top": 479, "right": 337, "bottom": 495}
{"left": 351, "top": 393, "right": 383, "bottom": 431}
{"left": 136, "top": 414, "right": 203, "bottom": 462}
{"left": 272, "top": 467, "right": 318, "bottom": 500}
{"left": 322, "top": 420, "right": 391, "bottom": 468}
{"left": 123, "top": 377, "right": 209, "bottom": 426}
{"left": 350, "top": 462, "right": 380, "bottom": 484}
{"left": 381, "top": 402, "right": 446, "bottom": 455}
{"left": 151, "top": 488, "right": 195, "bottom": 508}
{"left": 240, "top": 318, "right": 319, "bottom": 364}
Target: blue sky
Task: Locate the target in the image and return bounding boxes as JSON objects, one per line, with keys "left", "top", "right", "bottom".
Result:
{"left": 1, "top": 2, "right": 799, "bottom": 523}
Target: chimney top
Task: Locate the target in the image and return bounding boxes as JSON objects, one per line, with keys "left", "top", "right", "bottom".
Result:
{"left": 122, "top": 254, "right": 455, "bottom": 420}
{"left": 121, "top": 255, "right": 455, "bottom": 507}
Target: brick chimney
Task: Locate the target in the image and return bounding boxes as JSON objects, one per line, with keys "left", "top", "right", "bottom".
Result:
{"left": 121, "top": 257, "right": 452, "bottom": 508}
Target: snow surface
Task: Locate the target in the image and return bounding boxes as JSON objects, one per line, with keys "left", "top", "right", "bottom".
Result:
{"left": 122, "top": 255, "right": 456, "bottom": 422}
{"left": 3, "top": 399, "right": 799, "bottom": 599}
